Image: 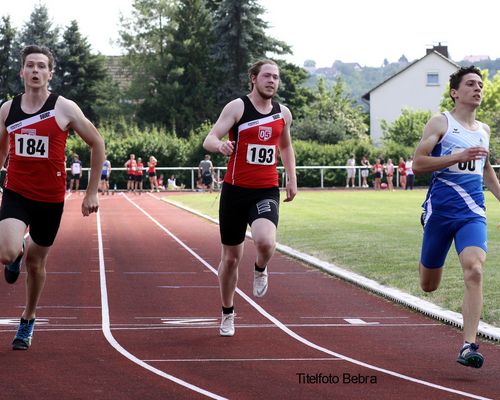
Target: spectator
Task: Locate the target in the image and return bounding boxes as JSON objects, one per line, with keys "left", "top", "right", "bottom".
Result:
{"left": 68, "top": 154, "right": 82, "bottom": 192}
{"left": 372, "top": 158, "right": 383, "bottom": 190}
{"left": 385, "top": 158, "right": 395, "bottom": 191}
{"left": 360, "top": 155, "right": 371, "bottom": 188}
{"left": 398, "top": 157, "right": 407, "bottom": 190}
{"left": 100, "top": 158, "right": 111, "bottom": 195}
{"left": 405, "top": 156, "right": 415, "bottom": 190}
{"left": 135, "top": 157, "right": 144, "bottom": 194}
{"left": 198, "top": 154, "right": 214, "bottom": 192}
{"left": 345, "top": 154, "right": 356, "bottom": 188}
{"left": 124, "top": 154, "right": 137, "bottom": 191}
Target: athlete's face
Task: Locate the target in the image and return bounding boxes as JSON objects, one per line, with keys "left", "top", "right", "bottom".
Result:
{"left": 252, "top": 64, "right": 280, "bottom": 99}
{"left": 21, "top": 53, "right": 53, "bottom": 89}
{"left": 451, "top": 73, "right": 483, "bottom": 107}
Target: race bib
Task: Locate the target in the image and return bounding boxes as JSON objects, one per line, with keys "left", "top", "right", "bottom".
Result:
{"left": 246, "top": 144, "right": 276, "bottom": 165}
{"left": 15, "top": 133, "right": 49, "bottom": 158}
{"left": 448, "top": 148, "right": 481, "bottom": 175}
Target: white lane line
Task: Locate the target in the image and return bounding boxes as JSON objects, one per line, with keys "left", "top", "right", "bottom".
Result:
{"left": 145, "top": 357, "right": 341, "bottom": 363}
{"left": 96, "top": 210, "right": 227, "bottom": 400}
{"left": 133, "top": 194, "right": 492, "bottom": 400}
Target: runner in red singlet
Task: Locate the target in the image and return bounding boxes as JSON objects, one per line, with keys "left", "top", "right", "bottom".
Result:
{"left": 124, "top": 154, "right": 137, "bottom": 191}
{"left": 203, "top": 59, "right": 297, "bottom": 337}
{"left": 0, "top": 45, "right": 105, "bottom": 350}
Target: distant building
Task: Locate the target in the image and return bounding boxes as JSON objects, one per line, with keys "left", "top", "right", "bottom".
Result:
{"left": 463, "top": 55, "right": 491, "bottom": 63}
{"left": 362, "top": 46, "right": 459, "bottom": 145}
{"left": 105, "top": 56, "right": 132, "bottom": 90}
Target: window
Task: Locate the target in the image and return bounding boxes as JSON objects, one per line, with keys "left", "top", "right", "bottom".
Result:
{"left": 427, "top": 72, "right": 439, "bottom": 86}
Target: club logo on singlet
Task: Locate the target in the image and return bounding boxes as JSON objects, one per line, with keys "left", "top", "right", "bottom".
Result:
{"left": 259, "top": 127, "right": 272, "bottom": 141}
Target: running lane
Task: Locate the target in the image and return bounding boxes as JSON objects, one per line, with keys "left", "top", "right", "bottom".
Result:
{"left": 100, "top": 193, "right": 498, "bottom": 400}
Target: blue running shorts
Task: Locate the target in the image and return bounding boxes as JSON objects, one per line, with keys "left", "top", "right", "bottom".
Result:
{"left": 420, "top": 214, "right": 487, "bottom": 269}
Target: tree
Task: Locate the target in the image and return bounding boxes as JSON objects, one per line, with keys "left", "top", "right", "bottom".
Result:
{"left": 275, "top": 60, "right": 313, "bottom": 119}
{"left": 0, "top": 16, "right": 18, "bottom": 100}
{"left": 211, "top": 0, "right": 291, "bottom": 102}
{"left": 118, "top": 0, "right": 177, "bottom": 127}
{"left": 165, "top": 0, "right": 218, "bottom": 135}
{"left": 293, "top": 78, "right": 368, "bottom": 144}
{"left": 380, "top": 108, "right": 432, "bottom": 147}
{"left": 56, "top": 20, "right": 112, "bottom": 123}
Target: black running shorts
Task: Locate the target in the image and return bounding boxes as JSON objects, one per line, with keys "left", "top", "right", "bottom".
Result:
{"left": 0, "top": 188, "right": 64, "bottom": 247}
{"left": 219, "top": 183, "right": 279, "bottom": 246}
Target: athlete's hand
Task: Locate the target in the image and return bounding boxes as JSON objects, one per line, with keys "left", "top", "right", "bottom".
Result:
{"left": 218, "top": 140, "right": 235, "bottom": 156}
{"left": 284, "top": 179, "right": 297, "bottom": 202}
{"left": 457, "top": 146, "right": 489, "bottom": 162}
{"left": 82, "top": 193, "right": 99, "bottom": 216}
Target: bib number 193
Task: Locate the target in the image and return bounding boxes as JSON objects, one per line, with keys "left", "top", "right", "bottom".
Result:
{"left": 15, "top": 134, "right": 49, "bottom": 158}
{"left": 247, "top": 144, "right": 276, "bottom": 165}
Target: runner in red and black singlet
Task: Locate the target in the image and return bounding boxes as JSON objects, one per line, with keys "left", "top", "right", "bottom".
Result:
{"left": 225, "top": 95, "right": 285, "bottom": 188}
{"left": 0, "top": 45, "right": 105, "bottom": 351}
{"left": 203, "top": 59, "right": 297, "bottom": 337}
{"left": 4, "top": 93, "right": 68, "bottom": 202}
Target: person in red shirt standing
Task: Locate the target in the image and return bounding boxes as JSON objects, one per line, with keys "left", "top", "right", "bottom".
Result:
{"left": 147, "top": 155, "right": 159, "bottom": 192}
{"left": 203, "top": 59, "right": 297, "bottom": 337}
{"left": 398, "top": 157, "right": 407, "bottom": 190}
{"left": 124, "top": 154, "right": 137, "bottom": 192}
{"left": 135, "top": 157, "right": 144, "bottom": 194}
{"left": 0, "top": 45, "right": 105, "bottom": 350}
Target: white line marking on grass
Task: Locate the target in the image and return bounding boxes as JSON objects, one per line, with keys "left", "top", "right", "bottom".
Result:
{"left": 136, "top": 194, "right": 493, "bottom": 400}
{"left": 96, "top": 210, "right": 227, "bottom": 400}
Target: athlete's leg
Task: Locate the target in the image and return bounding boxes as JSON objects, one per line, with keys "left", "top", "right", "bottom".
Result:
{"left": 251, "top": 218, "right": 277, "bottom": 269}
{"left": 459, "top": 246, "right": 485, "bottom": 344}
{"left": 22, "top": 241, "right": 51, "bottom": 320}
{"left": 419, "top": 264, "right": 443, "bottom": 292}
{"left": 219, "top": 243, "right": 244, "bottom": 308}
{"left": 0, "top": 219, "right": 27, "bottom": 264}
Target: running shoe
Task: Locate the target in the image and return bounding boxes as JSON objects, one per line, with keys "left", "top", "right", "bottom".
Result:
{"left": 457, "top": 342, "right": 484, "bottom": 368}
{"left": 219, "top": 312, "right": 235, "bottom": 337}
{"left": 12, "top": 318, "right": 36, "bottom": 350}
{"left": 4, "top": 240, "right": 25, "bottom": 284}
{"left": 253, "top": 267, "right": 268, "bottom": 297}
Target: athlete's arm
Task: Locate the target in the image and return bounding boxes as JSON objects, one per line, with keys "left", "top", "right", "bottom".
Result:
{"left": 480, "top": 124, "right": 500, "bottom": 201}
{"left": 203, "top": 99, "right": 244, "bottom": 156}
{"left": 279, "top": 105, "right": 297, "bottom": 202}
{"left": 0, "top": 101, "right": 12, "bottom": 169}
{"left": 56, "top": 97, "right": 105, "bottom": 216}
{"left": 413, "top": 114, "right": 488, "bottom": 174}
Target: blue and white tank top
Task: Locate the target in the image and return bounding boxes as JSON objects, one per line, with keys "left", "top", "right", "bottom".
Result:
{"left": 423, "top": 111, "right": 489, "bottom": 221}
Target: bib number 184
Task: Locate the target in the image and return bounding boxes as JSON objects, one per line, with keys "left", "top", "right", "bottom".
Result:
{"left": 15, "top": 134, "right": 49, "bottom": 158}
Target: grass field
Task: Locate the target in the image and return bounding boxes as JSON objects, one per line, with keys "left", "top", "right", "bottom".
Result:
{"left": 164, "top": 189, "right": 500, "bottom": 327}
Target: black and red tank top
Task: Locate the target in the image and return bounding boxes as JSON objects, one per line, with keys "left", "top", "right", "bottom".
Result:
{"left": 4, "top": 93, "right": 68, "bottom": 202}
{"left": 224, "top": 96, "right": 285, "bottom": 188}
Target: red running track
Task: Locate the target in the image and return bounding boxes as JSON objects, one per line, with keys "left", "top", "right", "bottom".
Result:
{"left": 0, "top": 192, "right": 499, "bottom": 399}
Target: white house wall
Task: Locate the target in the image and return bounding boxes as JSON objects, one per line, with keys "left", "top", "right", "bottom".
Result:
{"left": 369, "top": 53, "right": 458, "bottom": 145}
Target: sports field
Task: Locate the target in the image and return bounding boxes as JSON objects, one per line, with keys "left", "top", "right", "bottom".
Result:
{"left": 166, "top": 189, "right": 500, "bottom": 328}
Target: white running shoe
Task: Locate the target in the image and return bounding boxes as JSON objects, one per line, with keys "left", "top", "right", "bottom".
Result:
{"left": 219, "top": 312, "right": 235, "bottom": 336}
{"left": 253, "top": 267, "right": 269, "bottom": 297}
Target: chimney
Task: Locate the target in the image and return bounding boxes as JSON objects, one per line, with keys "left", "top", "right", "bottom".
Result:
{"left": 426, "top": 42, "right": 449, "bottom": 58}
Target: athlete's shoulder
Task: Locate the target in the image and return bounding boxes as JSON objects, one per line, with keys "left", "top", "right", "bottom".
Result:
{"left": 479, "top": 120, "right": 491, "bottom": 135}
{"left": 0, "top": 99, "right": 13, "bottom": 123}
{"left": 278, "top": 103, "right": 292, "bottom": 125}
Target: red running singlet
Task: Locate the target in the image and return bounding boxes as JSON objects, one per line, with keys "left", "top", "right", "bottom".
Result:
{"left": 4, "top": 93, "right": 68, "bottom": 202}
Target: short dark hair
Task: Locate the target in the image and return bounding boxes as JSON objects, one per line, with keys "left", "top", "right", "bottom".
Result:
{"left": 449, "top": 65, "right": 482, "bottom": 102}
{"left": 21, "top": 45, "right": 55, "bottom": 71}
{"left": 248, "top": 59, "right": 279, "bottom": 90}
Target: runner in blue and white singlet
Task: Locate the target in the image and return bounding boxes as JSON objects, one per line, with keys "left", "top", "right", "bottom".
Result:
{"left": 422, "top": 110, "right": 489, "bottom": 223}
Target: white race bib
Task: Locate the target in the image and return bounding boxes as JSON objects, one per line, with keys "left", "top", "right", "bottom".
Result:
{"left": 246, "top": 144, "right": 276, "bottom": 165}
{"left": 448, "top": 148, "right": 481, "bottom": 175}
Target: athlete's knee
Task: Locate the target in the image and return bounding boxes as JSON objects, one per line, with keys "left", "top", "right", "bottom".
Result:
{"left": 420, "top": 280, "right": 439, "bottom": 293}
{"left": 463, "top": 264, "right": 483, "bottom": 287}
{"left": 221, "top": 254, "right": 241, "bottom": 270}
{"left": 253, "top": 236, "right": 275, "bottom": 255}
{"left": 0, "top": 247, "right": 21, "bottom": 265}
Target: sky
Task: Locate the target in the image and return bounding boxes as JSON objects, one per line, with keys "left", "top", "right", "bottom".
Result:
{"left": 1, "top": 0, "right": 499, "bottom": 68}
